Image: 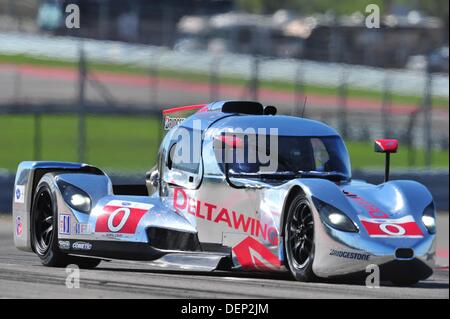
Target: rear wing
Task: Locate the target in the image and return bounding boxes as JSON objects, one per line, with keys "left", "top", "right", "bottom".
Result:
{"left": 162, "top": 104, "right": 207, "bottom": 130}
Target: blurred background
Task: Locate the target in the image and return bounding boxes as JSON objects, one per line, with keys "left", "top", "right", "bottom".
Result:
{"left": 0, "top": 0, "right": 448, "bottom": 212}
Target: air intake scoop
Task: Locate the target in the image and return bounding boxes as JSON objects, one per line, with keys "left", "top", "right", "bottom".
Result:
{"left": 221, "top": 101, "right": 264, "bottom": 115}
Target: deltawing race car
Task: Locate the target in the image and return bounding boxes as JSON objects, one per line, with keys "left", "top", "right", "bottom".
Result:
{"left": 12, "top": 101, "right": 436, "bottom": 285}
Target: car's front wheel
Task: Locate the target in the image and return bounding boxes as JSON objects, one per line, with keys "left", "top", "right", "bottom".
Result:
{"left": 31, "top": 180, "right": 101, "bottom": 269}
{"left": 284, "top": 193, "right": 316, "bottom": 282}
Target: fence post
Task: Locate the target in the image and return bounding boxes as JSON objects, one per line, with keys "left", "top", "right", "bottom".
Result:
{"left": 157, "top": 113, "right": 163, "bottom": 150}
{"left": 381, "top": 71, "right": 392, "bottom": 137}
{"left": 294, "top": 62, "right": 305, "bottom": 116}
{"left": 423, "top": 64, "right": 433, "bottom": 168}
{"left": 406, "top": 109, "right": 420, "bottom": 167}
{"left": 33, "top": 112, "right": 42, "bottom": 161}
{"left": 209, "top": 55, "right": 220, "bottom": 102}
{"left": 250, "top": 56, "right": 260, "bottom": 101}
{"left": 338, "top": 67, "right": 348, "bottom": 138}
{"left": 150, "top": 52, "right": 159, "bottom": 109}
{"left": 14, "top": 65, "right": 22, "bottom": 102}
{"left": 78, "top": 42, "right": 87, "bottom": 163}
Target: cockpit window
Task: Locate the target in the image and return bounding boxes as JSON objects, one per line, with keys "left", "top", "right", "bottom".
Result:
{"left": 311, "top": 138, "right": 330, "bottom": 171}
{"left": 169, "top": 127, "right": 200, "bottom": 174}
{"left": 213, "top": 134, "right": 351, "bottom": 181}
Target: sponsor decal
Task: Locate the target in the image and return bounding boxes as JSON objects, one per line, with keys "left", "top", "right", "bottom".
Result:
{"left": 59, "top": 240, "right": 70, "bottom": 250}
{"left": 173, "top": 188, "right": 279, "bottom": 245}
{"left": 232, "top": 236, "right": 281, "bottom": 270}
{"left": 95, "top": 200, "right": 153, "bottom": 234}
{"left": 329, "top": 249, "right": 370, "bottom": 261}
{"left": 343, "top": 190, "right": 389, "bottom": 218}
{"left": 164, "top": 116, "right": 186, "bottom": 130}
{"left": 344, "top": 190, "right": 423, "bottom": 238}
{"left": 14, "top": 185, "right": 25, "bottom": 203}
{"left": 72, "top": 241, "right": 92, "bottom": 250}
{"left": 359, "top": 215, "right": 423, "bottom": 238}
{"left": 59, "top": 214, "right": 71, "bottom": 235}
{"left": 75, "top": 223, "right": 92, "bottom": 235}
{"left": 15, "top": 216, "right": 23, "bottom": 237}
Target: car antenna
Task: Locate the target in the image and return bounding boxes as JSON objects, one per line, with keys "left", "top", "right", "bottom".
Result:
{"left": 300, "top": 96, "right": 308, "bottom": 118}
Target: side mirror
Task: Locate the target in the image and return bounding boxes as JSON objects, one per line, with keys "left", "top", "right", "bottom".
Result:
{"left": 374, "top": 139, "right": 398, "bottom": 153}
{"left": 374, "top": 139, "right": 398, "bottom": 182}
{"left": 145, "top": 170, "right": 159, "bottom": 195}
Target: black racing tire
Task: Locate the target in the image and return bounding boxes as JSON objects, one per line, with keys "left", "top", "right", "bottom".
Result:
{"left": 31, "top": 180, "right": 101, "bottom": 269}
{"left": 284, "top": 193, "right": 317, "bottom": 282}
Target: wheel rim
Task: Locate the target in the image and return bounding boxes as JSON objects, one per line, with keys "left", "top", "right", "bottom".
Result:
{"left": 288, "top": 201, "right": 314, "bottom": 269}
{"left": 34, "top": 190, "right": 54, "bottom": 255}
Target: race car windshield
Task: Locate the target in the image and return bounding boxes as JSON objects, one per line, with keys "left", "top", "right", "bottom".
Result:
{"left": 215, "top": 134, "right": 351, "bottom": 181}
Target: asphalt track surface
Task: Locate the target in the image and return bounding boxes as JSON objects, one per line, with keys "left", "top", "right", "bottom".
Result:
{"left": 0, "top": 215, "right": 448, "bottom": 299}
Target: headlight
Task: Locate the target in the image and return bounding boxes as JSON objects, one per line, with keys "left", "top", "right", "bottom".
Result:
{"left": 57, "top": 180, "right": 92, "bottom": 213}
{"left": 313, "top": 197, "right": 359, "bottom": 233}
{"left": 422, "top": 202, "right": 436, "bottom": 234}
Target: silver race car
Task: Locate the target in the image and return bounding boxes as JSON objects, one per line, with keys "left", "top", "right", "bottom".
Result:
{"left": 12, "top": 101, "right": 436, "bottom": 285}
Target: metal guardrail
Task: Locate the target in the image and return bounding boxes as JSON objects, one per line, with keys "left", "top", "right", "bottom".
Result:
{"left": 1, "top": 32, "right": 448, "bottom": 98}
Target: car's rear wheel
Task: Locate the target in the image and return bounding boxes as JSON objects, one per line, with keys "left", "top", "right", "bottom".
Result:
{"left": 284, "top": 193, "right": 316, "bottom": 281}
{"left": 31, "top": 180, "right": 101, "bottom": 269}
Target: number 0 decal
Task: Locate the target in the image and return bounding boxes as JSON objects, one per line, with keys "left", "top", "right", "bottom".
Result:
{"left": 379, "top": 223, "right": 406, "bottom": 236}
{"left": 107, "top": 208, "right": 131, "bottom": 232}
{"left": 95, "top": 200, "right": 153, "bottom": 234}
{"left": 359, "top": 215, "right": 423, "bottom": 238}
